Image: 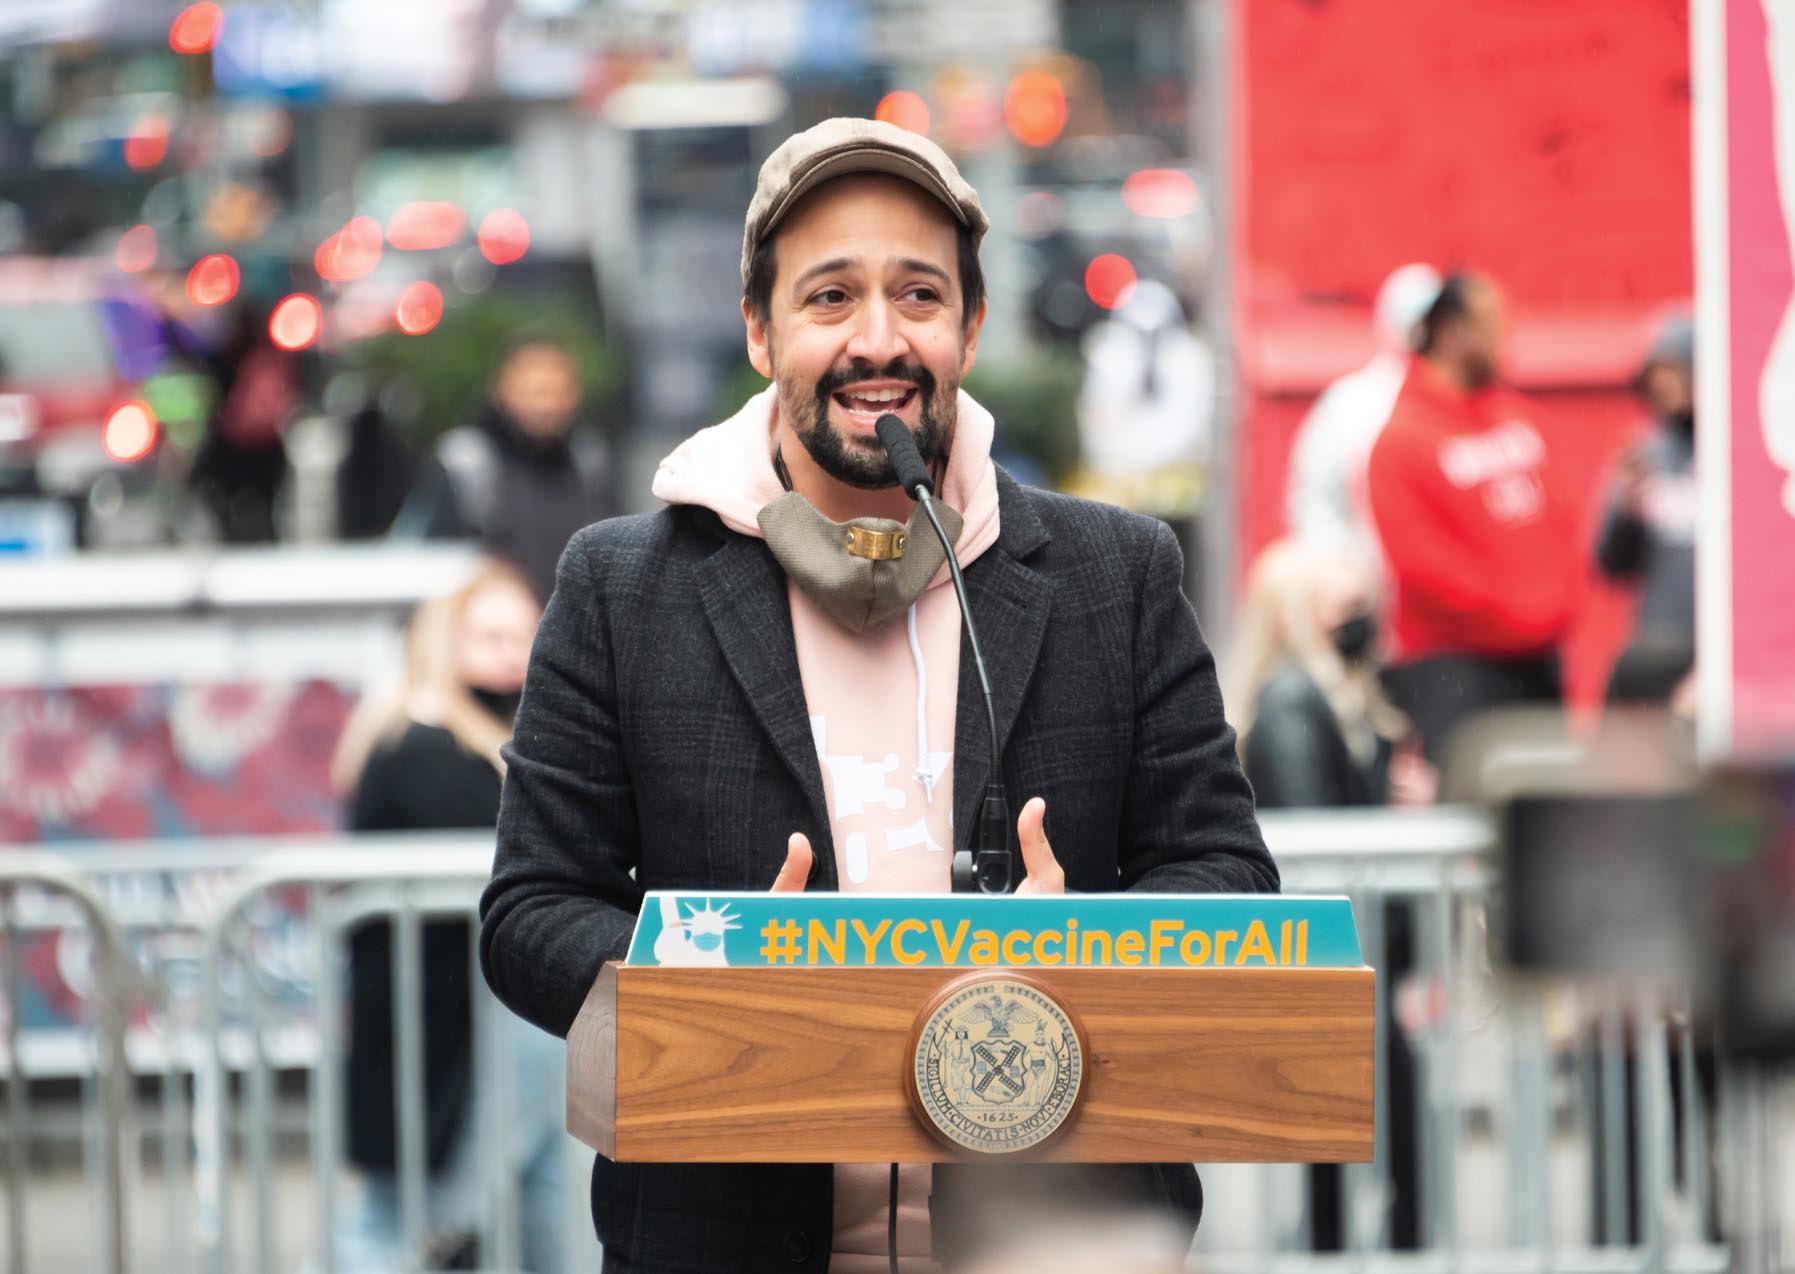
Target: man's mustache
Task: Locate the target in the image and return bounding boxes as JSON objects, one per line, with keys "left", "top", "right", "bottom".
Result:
{"left": 813, "top": 361, "right": 936, "bottom": 399}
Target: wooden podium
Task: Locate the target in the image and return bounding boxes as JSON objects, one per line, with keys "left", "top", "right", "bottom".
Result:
{"left": 567, "top": 958, "right": 1374, "bottom": 1164}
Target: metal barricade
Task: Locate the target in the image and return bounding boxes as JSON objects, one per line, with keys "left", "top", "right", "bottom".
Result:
{"left": 5, "top": 815, "right": 1786, "bottom": 1272}
{"left": 1188, "top": 807, "right": 1738, "bottom": 1274}
{"left": 188, "top": 839, "right": 595, "bottom": 1274}
{"left": 0, "top": 849, "right": 134, "bottom": 1274}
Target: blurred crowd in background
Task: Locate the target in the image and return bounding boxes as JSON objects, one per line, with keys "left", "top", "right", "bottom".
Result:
{"left": 4, "top": 1, "right": 1781, "bottom": 1271}
{"left": 0, "top": 0, "right": 1696, "bottom": 727}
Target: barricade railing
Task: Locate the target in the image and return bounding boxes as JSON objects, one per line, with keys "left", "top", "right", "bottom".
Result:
{"left": 0, "top": 849, "right": 134, "bottom": 1274}
{"left": 1, "top": 814, "right": 1783, "bottom": 1272}
{"left": 1205, "top": 807, "right": 1740, "bottom": 1274}
{"left": 187, "top": 840, "right": 595, "bottom": 1274}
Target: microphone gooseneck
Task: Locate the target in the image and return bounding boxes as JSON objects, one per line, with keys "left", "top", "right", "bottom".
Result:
{"left": 875, "top": 413, "right": 1013, "bottom": 894}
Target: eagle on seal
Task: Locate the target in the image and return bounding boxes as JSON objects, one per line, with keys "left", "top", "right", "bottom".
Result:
{"left": 962, "top": 994, "right": 1040, "bottom": 1039}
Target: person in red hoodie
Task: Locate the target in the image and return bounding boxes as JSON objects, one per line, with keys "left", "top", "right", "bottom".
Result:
{"left": 1365, "top": 272, "right": 1582, "bottom": 765}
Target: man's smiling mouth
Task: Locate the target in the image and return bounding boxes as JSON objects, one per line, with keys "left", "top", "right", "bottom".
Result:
{"left": 832, "top": 385, "right": 918, "bottom": 419}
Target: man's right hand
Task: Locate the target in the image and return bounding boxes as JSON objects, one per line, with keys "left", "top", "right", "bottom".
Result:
{"left": 770, "top": 833, "right": 814, "bottom": 892}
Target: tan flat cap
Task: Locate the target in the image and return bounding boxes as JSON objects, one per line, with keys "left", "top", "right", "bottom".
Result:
{"left": 741, "top": 116, "right": 988, "bottom": 284}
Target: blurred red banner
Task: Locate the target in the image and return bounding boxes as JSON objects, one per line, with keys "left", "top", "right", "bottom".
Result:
{"left": 1699, "top": 0, "right": 1795, "bottom": 754}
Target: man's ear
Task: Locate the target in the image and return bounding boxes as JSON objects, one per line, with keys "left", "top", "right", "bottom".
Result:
{"left": 743, "top": 298, "right": 773, "bottom": 379}
{"left": 959, "top": 297, "right": 988, "bottom": 378}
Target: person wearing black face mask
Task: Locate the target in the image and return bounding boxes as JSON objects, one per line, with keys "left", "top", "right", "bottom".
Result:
{"left": 1597, "top": 312, "right": 1697, "bottom": 706}
{"left": 328, "top": 561, "right": 566, "bottom": 1273}
{"left": 1228, "top": 538, "right": 1430, "bottom": 810}
{"left": 1330, "top": 610, "right": 1378, "bottom": 665}
{"left": 1226, "top": 537, "right": 1433, "bottom": 1251}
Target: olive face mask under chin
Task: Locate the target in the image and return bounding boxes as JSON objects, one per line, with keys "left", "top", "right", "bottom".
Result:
{"left": 756, "top": 491, "right": 964, "bottom": 635}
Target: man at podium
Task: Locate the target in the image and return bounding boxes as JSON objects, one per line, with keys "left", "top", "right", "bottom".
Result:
{"left": 480, "top": 117, "right": 1279, "bottom": 1273}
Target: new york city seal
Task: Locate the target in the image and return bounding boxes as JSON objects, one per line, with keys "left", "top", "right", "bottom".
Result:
{"left": 908, "top": 973, "right": 1086, "bottom": 1154}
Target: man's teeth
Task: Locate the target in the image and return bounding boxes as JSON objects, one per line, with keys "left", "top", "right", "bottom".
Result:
{"left": 843, "top": 388, "right": 909, "bottom": 403}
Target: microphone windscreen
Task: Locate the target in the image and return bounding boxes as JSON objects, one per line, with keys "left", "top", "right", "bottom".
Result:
{"left": 875, "top": 413, "right": 934, "bottom": 496}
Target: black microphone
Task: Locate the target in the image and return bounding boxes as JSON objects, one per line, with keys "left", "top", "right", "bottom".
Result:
{"left": 876, "top": 412, "right": 936, "bottom": 497}
{"left": 875, "top": 413, "right": 1013, "bottom": 894}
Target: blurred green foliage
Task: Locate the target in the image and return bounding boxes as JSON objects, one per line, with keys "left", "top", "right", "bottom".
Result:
{"left": 710, "top": 345, "right": 1084, "bottom": 482}
{"left": 350, "top": 292, "right": 621, "bottom": 442}
{"left": 715, "top": 361, "right": 773, "bottom": 421}
{"left": 964, "top": 351, "right": 1083, "bottom": 481}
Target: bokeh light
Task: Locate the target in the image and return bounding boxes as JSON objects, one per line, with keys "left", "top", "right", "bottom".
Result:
{"left": 115, "top": 225, "right": 158, "bottom": 273}
{"left": 248, "top": 109, "right": 294, "bottom": 159}
{"left": 314, "top": 216, "right": 383, "bottom": 283}
{"left": 1003, "top": 69, "right": 1069, "bottom": 148}
{"left": 1122, "top": 169, "right": 1200, "bottom": 220}
{"left": 185, "top": 254, "right": 241, "bottom": 307}
{"left": 268, "top": 294, "right": 324, "bottom": 351}
{"left": 477, "top": 209, "right": 531, "bottom": 266}
{"left": 103, "top": 402, "right": 159, "bottom": 462}
{"left": 875, "top": 91, "right": 931, "bottom": 136}
{"left": 124, "top": 116, "right": 170, "bottom": 171}
{"left": 387, "top": 202, "right": 468, "bottom": 252}
{"left": 1084, "top": 254, "right": 1137, "bottom": 310}
{"left": 168, "top": 3, "right": 223, "bottom": 55}
{"left": 395, "top": 281, "right": 445, "bottom": 335}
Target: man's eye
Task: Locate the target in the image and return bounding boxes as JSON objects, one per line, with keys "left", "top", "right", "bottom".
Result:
{"left": 811, "top": 288, "right": 848, "bottom": 305}
{"left": 904, "top": 287, "right": 940, "bottom": 303}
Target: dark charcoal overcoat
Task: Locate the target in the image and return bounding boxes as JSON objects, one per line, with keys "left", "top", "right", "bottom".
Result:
{"left": 480, "top": 469, "right": 1278, "bottom": 1272}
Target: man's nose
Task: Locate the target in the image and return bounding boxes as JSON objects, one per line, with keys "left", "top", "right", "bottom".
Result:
{"left": 844, "top": 296, "right": 912, "bottom": 366}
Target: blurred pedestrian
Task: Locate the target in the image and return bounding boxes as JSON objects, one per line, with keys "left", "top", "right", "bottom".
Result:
{"left": 1073, "top": 279, "right": 1214, "bottom": 524}
{"left": 189, "top": 299, "right": 298, "bottom": 542}
{"left": 1286, "top": 263, "right": 1442, "bottom": 554}
{"left": 1230, "top": 537, "right": 1429, "bottom": 809}
{"left": 1229, "top": 536, "right": 1429, "bottom": 1250}
{"left": 330, "top": 559, "right": 565, "bottom": 1273}
{"left": 391, "top": 336, "right": 617, "bottom": 603}
{"left": 1596, "top": 311, "right": 1696, "bottom": 707}
{"left": 336, "top": 397, "right": 423, "bottom": 540}
{"left": 1366, "top": 272, "right": 1582, "bottom": 767}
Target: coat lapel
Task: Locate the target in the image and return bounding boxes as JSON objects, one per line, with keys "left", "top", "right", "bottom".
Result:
{"left": 952, "top": 476, "right": 1053, "bottom": 852}
{"left": 694, "top": 534, "right": 834, "bottom": 861}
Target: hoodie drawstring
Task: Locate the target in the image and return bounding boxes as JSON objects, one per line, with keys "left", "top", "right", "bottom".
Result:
{"left": 906, "top": 603, "right": 941, "bottom": 805}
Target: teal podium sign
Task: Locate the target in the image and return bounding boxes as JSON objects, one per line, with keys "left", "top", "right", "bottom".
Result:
{"left": 625, "top": 893, "right": 1362, "bottom": 970}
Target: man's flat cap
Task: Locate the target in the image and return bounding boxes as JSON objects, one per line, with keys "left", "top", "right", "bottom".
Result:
{"left": 741, "top": 116, "right": 988, "bottom": 284}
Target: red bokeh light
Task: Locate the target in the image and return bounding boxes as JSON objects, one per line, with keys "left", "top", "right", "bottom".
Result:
{"left": 103, "top": 402, "right": 159, "bottom": 462}
{"left": 115, "top": 225, "right": 158, "bottom": 274}
{"left": 169, "top": 2, "right": 223, "bottom": 55}
{"left": 1084, "top": 254, "right": 1137, "bottom": 311}
{"left": 314, "top": 216, "right": 383, "bottom": 283}
{"left": 477, "top": 209, "right": 531, "bottom": 266}
{"left": 268, "top": 294, "right": 323, "bottom": 351}
{"left": 124, "top": 117, "right": 170, "bottom": 171}
{"left": 186, "top": 254, "right": 241, "bottom": 308}
{"left": 386, "top": 202, "right": 468, "bottom": 252}
{"left": 1121, "top": 169, "right": 1200, "bottom": 220}
{"left": 875, "top": 91, "right": 931, "bottom": 136}
{"left": 1003, "top": 70, "right": 1069, "bottom": 148}
{"left": 395, "top": 282, "right": 444, "bottom": 336}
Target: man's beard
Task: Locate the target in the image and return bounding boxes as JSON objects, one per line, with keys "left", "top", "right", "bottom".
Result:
{"left": 779, "top": 357, "right": 955, "bottom": 490}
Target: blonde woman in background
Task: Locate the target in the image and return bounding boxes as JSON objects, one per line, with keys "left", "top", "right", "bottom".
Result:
{"left": 1229, "top": 536, "right": 1428, "bottom": 809}
{"left": 1228, "top": 536, "right": 1431, "bottom": 1252}
{"left": 330, "top": 559, "right": 565, "bottom": 1273}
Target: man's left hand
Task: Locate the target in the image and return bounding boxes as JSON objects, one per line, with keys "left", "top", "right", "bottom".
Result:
{"left": 1015, "top": 797, "right": 1065, "bottom": 895}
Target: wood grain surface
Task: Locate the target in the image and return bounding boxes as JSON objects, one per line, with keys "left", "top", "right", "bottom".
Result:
{"left": 567, "top": 963, "right": 1373, "bottom": 1164}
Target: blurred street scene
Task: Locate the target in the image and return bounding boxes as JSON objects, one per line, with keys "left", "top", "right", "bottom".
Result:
{"left": 2, "top": 0, "right": 1794, "bottom": 1271}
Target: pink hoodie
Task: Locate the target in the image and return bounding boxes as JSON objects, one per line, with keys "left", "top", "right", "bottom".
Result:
{"left": 651, "top": 385, "right": 1002, "bottom": 1272}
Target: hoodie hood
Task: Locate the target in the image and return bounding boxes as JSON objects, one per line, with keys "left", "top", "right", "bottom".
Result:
{"left": 651, "top": 384, "right": 1002, "bottom": 576}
